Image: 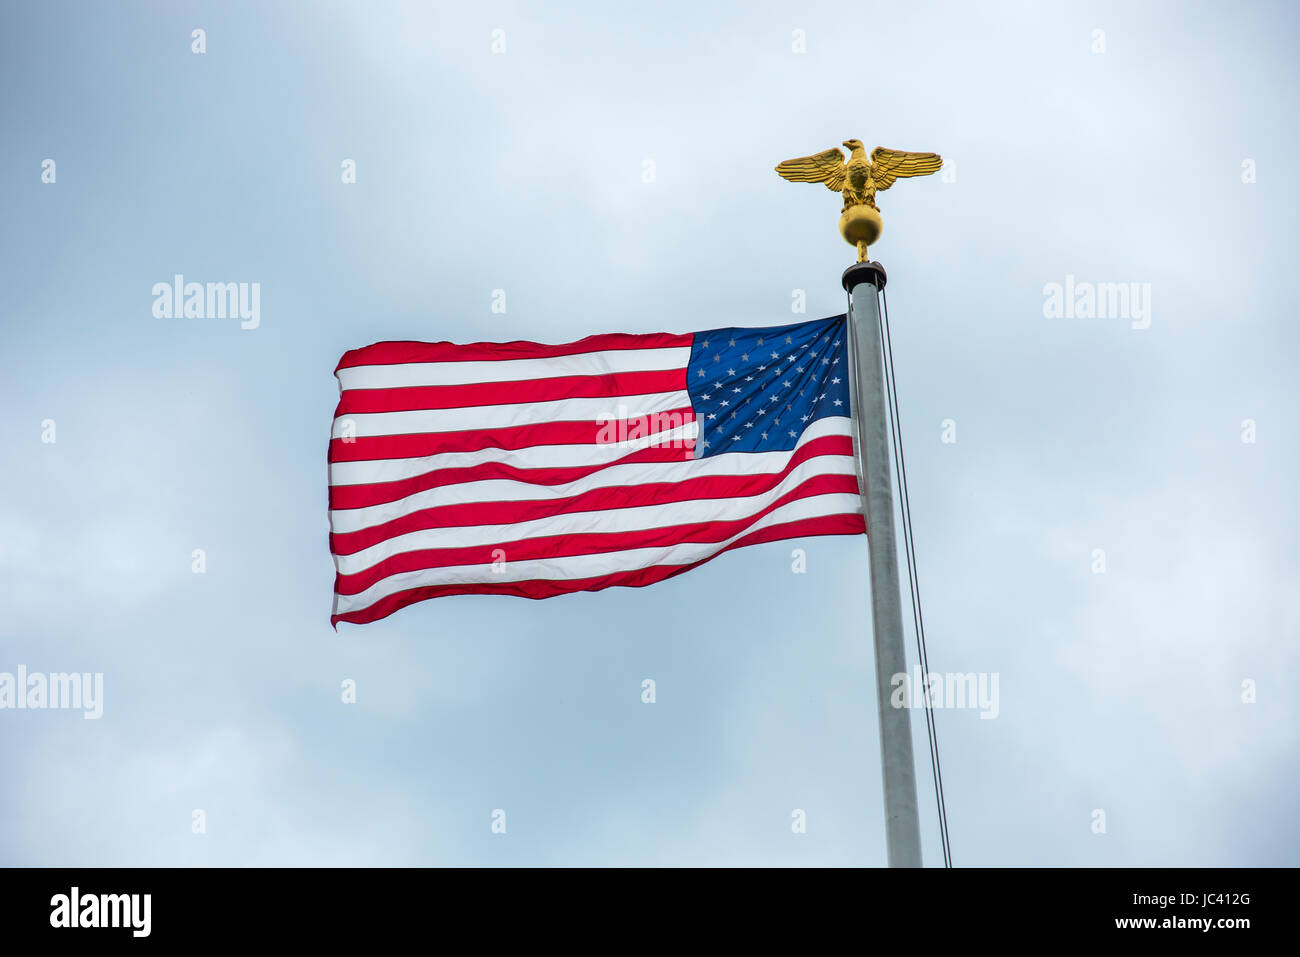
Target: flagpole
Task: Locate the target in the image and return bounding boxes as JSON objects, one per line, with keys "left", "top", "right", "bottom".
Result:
{"left": 843, "top": 260, "right": 923, "bottom": 868}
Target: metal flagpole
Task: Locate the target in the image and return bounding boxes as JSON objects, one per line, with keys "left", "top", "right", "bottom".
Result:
{"left": 773, "top": 136, "right": 942, "bottom": 867}
{"left": 843, "top": 260, "right": 923, "bottom": 868}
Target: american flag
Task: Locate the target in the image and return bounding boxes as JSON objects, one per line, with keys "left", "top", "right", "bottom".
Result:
{"left": 328, "top": 314, "right": 864, "bottom": 625}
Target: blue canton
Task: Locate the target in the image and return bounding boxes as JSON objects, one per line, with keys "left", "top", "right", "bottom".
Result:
{"left": 687, "top": 315, "right": 851, "bottom": 458}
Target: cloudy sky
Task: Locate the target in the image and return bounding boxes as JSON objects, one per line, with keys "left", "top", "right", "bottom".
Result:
{"left": 2, "top": 0, "right": 1297, "bottom": 866}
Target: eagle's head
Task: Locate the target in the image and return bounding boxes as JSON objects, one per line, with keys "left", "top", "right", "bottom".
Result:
{"left": 842, "top": 139, "right": 864, "bottom": 151}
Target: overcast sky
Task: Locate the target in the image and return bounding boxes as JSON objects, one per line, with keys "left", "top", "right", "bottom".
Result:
{"left": 2, "top": 0, "right": 1297, "bottom": 866}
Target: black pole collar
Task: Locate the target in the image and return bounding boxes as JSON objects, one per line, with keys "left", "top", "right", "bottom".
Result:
{"left": 841, "top": 260, "right": 887, "bottom": 292}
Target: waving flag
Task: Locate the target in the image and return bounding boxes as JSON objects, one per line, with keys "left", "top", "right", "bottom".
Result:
{"left": 328, "top": 314, "right": 864, "bottom": 625}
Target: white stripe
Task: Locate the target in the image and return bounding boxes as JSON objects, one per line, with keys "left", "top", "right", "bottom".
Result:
{"left": 334, "top": 492, "right": 861, "bottom": 615}
{"left": 329, "top": 416, "right": 852, "bottom": 534}
{"left": 338, "top": 346, "right": 691, "bottom": 390}
{"left": 329, "top": 421, "right": 700, "bottom": 487}
{"left": 331, "top": 391, "right": 689, "bottom": 440}
{"left": 335, "top": 453, "right": 858, "bottom": 575}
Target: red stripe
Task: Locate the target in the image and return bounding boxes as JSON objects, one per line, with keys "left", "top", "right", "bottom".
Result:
{"left": 337, "top": 368, "right": 686, "bottom": 413}
{"left": 335, "top": 473, "right": 857, "bottom": 595}
{"left": 330, "top": 442, "right": 694, "bottom": 511}
{"left": 329, "top": 436, "right": 855, "bottom": 556}
{"left": 336, "top": 332, "right": 693, "bottom": 370}
{"left": 332, "top": 513, "right": 865, "bottom": 626}
{"left": 328, "top": 410, "right": 696, "bottom": 463}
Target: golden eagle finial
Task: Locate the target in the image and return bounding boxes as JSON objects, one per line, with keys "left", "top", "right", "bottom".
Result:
{"left": 776, "top": 139, "right": 942, "bottom": 262}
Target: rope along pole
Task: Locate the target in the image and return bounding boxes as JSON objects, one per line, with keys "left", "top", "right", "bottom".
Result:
{"left": 842, "top": 261, "right": 923, "bottom": 868}
{"left": 878, "top": 285, "right": 953, "bottom": 867}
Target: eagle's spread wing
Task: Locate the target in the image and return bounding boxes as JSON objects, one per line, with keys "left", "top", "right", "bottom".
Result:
{"left": 775, "top": 148, "right": 847, "bottom": 192}
{"left": 870, "top": 147, "right": 943, "bottom": 191}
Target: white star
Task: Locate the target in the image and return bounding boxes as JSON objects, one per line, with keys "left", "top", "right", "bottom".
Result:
{"left": 714, "top": 382, "right": 723, "bottom": 389}
{"left": 741, "top": 353, "right": 749, "bottom": 361}
{"left": 702, "top": 340, "right": 710, "bottom": 349}
{"left": 782, "top": 380, "right": 791, "bottom": 388}
{"left": 756, "top": 407, "right": 766, "bottom": 415}
{"left": 744, "top": 375, "right": 753, "bottom": 382}
{"left": 771, "top": 351, "right": 780, "bottom": 359}
{"left": 720, "top": 400, "right": 729, "bottom": 407}
{"left": 831, "top": 377, "right": 841, "bottom": 384}
{"left": 697, "top": 370, "right": 705, "bottom": 378}
{"left": 761, "top": 432, "right": 769, "bottom": 440}
{"left": 833, "top": 399, "right": 843, "bottom": 407}
{"left": 822, "top": 358, "right": 831, "bottom": 365}
{"left": 788, "top": 430, "right": 797, "bottom": 438}
{"left": 785, "top": 335, "right": 793, "bottom": 344}
{"left": 728, "top": 338, "right": 736, "bottom": 347}
{"left": 702, "top": 393, "right": 711, "bottom": 400}
{"left": 744, "top": 422, "right": 753, "bottom": 429}
{"left": 801, "top": 414, "right": 810, "bottom": 422}
{"left": 732, "top": 387, "right": 741, "bottom": 394}
{"left": 757, "top": 337, "right": 764, "bottom": 346}
{"left": 707, "top": 413, "right": 716, "bottom": 420}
